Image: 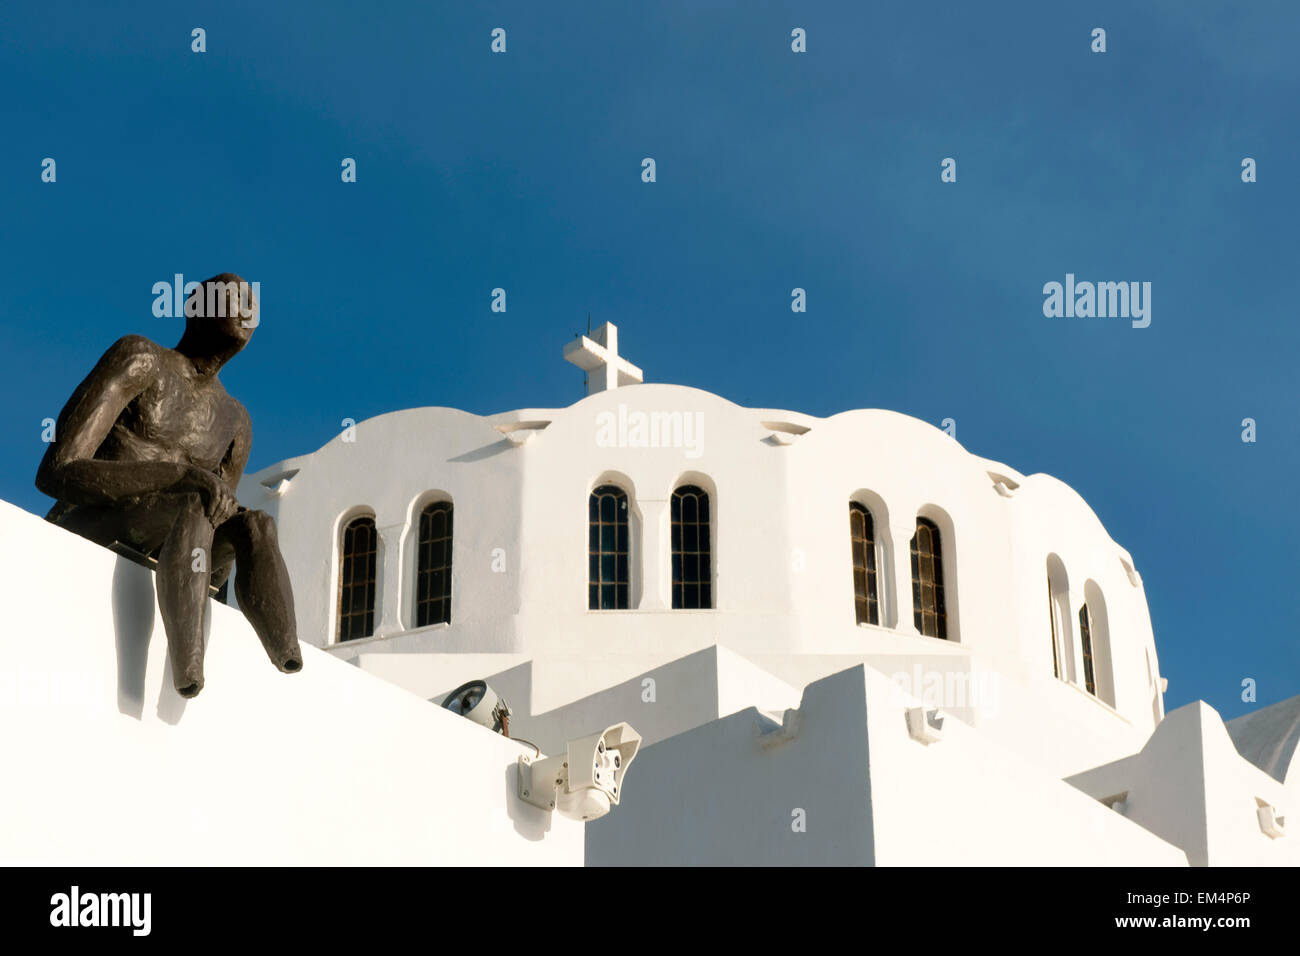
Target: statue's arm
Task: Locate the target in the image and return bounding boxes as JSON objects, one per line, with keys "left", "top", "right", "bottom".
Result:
{"left": 216, "top": 406, "right": 252, "bottom": 491}
{"left": 35, "top": 336, "right": 196, "bottom": 506}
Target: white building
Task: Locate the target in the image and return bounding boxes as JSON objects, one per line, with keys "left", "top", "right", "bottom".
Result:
{"left": 2, "top": 322, "right": 1294, "bottom": 865}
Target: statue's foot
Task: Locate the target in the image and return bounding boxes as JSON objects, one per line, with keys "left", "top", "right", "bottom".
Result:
{"left": 262, "top": 634, "right": 303, "bottom": 675}
{"left": 174, "top": 670, "right": 205, "bottom": 698}
{"left": 167, "top": 641, "right": 206, "bottom": 698}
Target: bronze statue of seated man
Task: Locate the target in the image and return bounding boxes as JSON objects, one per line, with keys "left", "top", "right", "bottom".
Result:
{"left": 36, "top": 273, "right": 302, "bottom": 698}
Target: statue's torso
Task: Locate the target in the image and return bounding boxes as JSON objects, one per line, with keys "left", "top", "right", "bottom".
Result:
{"left": 46, "top": 342, "right": 250, "bottom": 549}
{"left": 98, "top": 345, "right": 246, "bottom": 472}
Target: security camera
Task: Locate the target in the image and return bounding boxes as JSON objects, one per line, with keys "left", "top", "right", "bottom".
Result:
{"left": 441, "top": 680, "right": 511, "bottom": 735}
{"left": 518, "top": 722, "right": 641, "bottom": 821}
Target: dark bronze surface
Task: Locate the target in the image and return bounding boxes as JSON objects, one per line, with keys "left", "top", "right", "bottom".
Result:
{"left": 36, "top": 273, "right": 302, "bottom": 697}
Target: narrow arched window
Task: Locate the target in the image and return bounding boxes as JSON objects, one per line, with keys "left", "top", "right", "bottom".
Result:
{"left": 671, "top": 485, "right": 712, "bottom": 609}
{"left": 850, "top": 502, "right": 879, "bottom": 625}
{"left": 910, "top": 517, "right": 947, "bottom": 640}
{"left": 1084, "top": 582, "right": 1115, "bottom": 706}
{"left": 415, "top": 501, "right": 453, "bottom": 627}
{"left": 338, "top": 515, "right": 377, "bottom": 641}
{"left": 1046, "top": 555, "right": 1073, "bottom": 682}
{"left": 1079, "top": 603, "right": 1097, "bottom": 696}
{"left": 589, "top": 485, "right": 629, "bottom": 609}
{"left": 1048, "top": 578, "right": 1060, "bottom": 678}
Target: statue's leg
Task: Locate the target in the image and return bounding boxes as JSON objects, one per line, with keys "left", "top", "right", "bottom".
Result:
{"left": 214, "top": 509, "right": 303, "bottom": 674}
{"left": 210, "top": 534, "right": 235, "bottom": 593}
{"left": 155, "top": 492, "right": 215, "bottom": 698}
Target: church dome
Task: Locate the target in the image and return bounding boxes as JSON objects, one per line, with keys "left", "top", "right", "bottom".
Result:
{"left": 240, "top": 324, "right": 1165, "bottom": 773}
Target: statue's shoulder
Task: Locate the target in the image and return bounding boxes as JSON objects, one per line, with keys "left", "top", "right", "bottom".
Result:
{"left": 82, "top": 335, "right": 167, "bottom": 389}
{"left": 102, "top": 334, "right": 166, "bottom": 365}
{"left": 218, "top": 387, "right": 252, "bottom": 432}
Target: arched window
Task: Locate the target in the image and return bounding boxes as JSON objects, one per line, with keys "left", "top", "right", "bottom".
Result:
{"left": 671, "top": 485, "right": 712, "bottom": 609}
{"left": 850, "top": 502, "right": 879, "bottom": 625}
{"left": 1046, "top": 554, "right": 1073, "bottom": 682}
{"left": 1082, "top": 581, "right": 1115, "bottom": 706}
{"left": 1079, "top": 603, "right": 1097, "bottom": 696}
{"left": 338, "top": 515, "right": 378, "bottom": 641}
{"left": 415, "top": 501, "right": 453, "bottom": 627}
{"left": 1048, "top": 578, "right": 1060, "bottom": 678}
{"left": 589, "top": 485, "right": 630, "bottom": 609}
{"left": 910, "top": 517, "right": 947, "bottom": 640}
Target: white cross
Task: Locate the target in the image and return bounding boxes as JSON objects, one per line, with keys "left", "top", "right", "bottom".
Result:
{"left": 563, "top": 322, "right": 643, "bottom": 394}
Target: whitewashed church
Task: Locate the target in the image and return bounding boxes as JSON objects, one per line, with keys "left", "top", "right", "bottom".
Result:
{"left": 1, "top": 323, "right": 1295, "bottom": 865}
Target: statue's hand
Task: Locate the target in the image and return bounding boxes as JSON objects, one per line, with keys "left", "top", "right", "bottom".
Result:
{"left": 178, "top": 467, "right": 241, "bottom": 527}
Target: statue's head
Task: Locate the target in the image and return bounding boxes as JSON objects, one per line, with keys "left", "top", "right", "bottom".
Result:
{"left": 181, "top": 273, "right": 258, "bottom": 357}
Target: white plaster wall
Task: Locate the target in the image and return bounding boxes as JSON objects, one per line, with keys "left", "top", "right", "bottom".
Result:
{"left": 0, "top": 501, "right": 583, "bottom": 866}
{"left": 239, "top": 405, "right": 531, "bottom": 652}
{"left": 588, "top": 664, "right": 1187, "bottom": 866}
{"left": 1068, "top": 700, "right": 1299, "bottom": 867}
{"left": 357, "top": 652, "right": 532, "bottom": 707}
{"left": 1008, "top": 475, "right": 1164, "bottom": 729}
{"left": 587, "top": 667, "right": 876, "bottom": 865}
{"left": 856, "top": 664, "right": 1182, "bottom": 865}
{"left": 745, "top": 648, "right": 1150, "bottom": 779}
{"left": 357, "top": 645, "right": 803, "bottom": 756}
{"left": 355, "top": 638, "right": 1145, "bottom": 782}
{"left": 238, "top": 383, "right": 1164, "bottom": 774}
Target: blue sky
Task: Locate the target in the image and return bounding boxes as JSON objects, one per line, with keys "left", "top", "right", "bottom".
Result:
{"left": 2, "top": 2, "right": 1296, "bottom": 718}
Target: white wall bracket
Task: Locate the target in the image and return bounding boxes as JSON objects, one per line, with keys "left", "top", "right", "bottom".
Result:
{"left": 905, "top": 706, "right": 946, "bottom": 744}
{"left": 1258, "top": 803, "right": 1287, "bottom": 839}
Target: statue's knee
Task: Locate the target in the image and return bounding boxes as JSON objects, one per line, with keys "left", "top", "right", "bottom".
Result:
{"left": 243, "top": 509, "right": 277, "bottom": 542}
{"left": 175, "top": 491, "right": 205, "bottom": 517}
{"left": 209, "top": 548, "right": 235, "bottom": 586}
